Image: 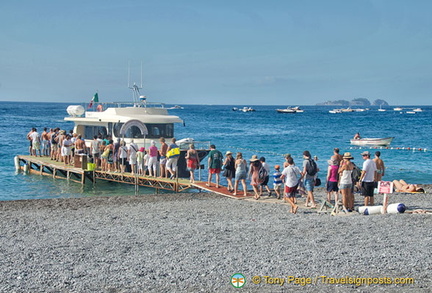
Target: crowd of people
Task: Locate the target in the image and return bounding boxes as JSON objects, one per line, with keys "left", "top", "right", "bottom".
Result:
{"left": 26, "top": 128, "right": 186, "bottom": 178}
{"left": 27, "top": 128, "right": 424, "bottom": 212}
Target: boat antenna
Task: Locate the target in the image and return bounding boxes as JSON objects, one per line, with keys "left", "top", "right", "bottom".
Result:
{"left": 128, "top": 61, "right": 143, "bottom": 104}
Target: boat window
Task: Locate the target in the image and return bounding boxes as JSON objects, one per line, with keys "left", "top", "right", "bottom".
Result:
{"left": 83, "top": 126, "right": 108, "bottom": 140}
{"left": 113, "top": 123, "right": 174, "bottom": 139}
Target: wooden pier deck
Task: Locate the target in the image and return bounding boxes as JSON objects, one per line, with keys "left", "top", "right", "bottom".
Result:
{"left": 16, "top": 155, "right": 251, "bottom": 197}
{"left": 16, "top": 155, "right": 332, "bottom": 212}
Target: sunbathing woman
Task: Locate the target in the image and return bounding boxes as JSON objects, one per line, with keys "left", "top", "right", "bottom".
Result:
{"left": 393, "top": 180, "right": 425, "bottom": 193}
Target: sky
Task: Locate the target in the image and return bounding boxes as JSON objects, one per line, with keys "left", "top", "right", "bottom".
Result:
{"left": 1, "top": 0, "right": 432, "bottom": 105}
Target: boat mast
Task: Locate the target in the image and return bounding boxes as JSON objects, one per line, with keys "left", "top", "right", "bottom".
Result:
{"left": 128, "top": 61, "right": 144, "bottom": 105}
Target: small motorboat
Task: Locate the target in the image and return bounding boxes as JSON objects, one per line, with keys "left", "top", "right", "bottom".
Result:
{"left": 168, "top": 105, "right": 184, "bottom": 110}
{"left": 329, "top": 109, "right": 342, "bottom": 114}
{"left": 393, "top": 107, "right": 403, "bottom": 111}
{"left": 350, "top": 137, "right": 394, "bottom": 147}
{"left": 276, "top": 106, "right": 303, "bottom": 113}
{"left": 413, "top": 108, "right": 423, "bottom": 112}
{"left": 241, "top": 106, "right": 255, "bottom": 112}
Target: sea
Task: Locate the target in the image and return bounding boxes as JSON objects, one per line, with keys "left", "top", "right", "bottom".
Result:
{"left": 1, "top": 101, "right": 431, "bottom": 201}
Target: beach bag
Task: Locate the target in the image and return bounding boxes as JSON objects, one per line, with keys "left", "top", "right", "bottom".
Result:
{"left": 102, "top": 147, "right": 110, "bottom": 158}
{"left": 166, "top": 147, "right": 180, "bottom": 158}
{"left": 314, "top": 177, "right": 322, "bottom": 186}
{"left": 351, "top": 163, "right": 361, "bottom": 183}
{"left": 306, "top": 159, "right": 318, "bottom": 176}
{"left": 258, "top": 165, "right": 268, "bottom": 183}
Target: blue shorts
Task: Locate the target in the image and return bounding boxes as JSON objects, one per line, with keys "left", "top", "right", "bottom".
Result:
{"left": 339, "top": 183, "right": 352, "bottom": 190}
{"left": 304, "top": 178, "right": 315, "bottom": 192}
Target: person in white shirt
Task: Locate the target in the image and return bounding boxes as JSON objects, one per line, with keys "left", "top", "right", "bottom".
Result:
{"left": 128, "top": 140, "right": 138, "bottom": 175}
{"left": 358, "top": 151, "right": 377, "bottom": 206}
{"left": 281, "top": 157, "right": 301, "bottom": 214}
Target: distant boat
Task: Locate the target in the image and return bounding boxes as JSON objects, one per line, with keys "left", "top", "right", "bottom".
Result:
{"left": 413, "top": 108, "right": 423, "bottom": 112}
{"left": 341, "top": 107, "right": 355, "bottom": 112}
{"left": 378, "top": 104, "right": 386, "bottom": 112}
{"left": 350, "top": 137, "right": 394, "bottom": 147}
{"left": 241, "top": 106, "right": 255, "bottom": 112}
{"left": 276, "top": 106, "right": 303, "bottom": 113}
{"left": 394, "top": 107, "right": 403, "bottom": 111}
{"left": 168, "top": 105, "right": 184, "bottom": 110}
{"left": 406, "top": 111, "right": 416, "bottom": 114}
{"left": 329, "top": 107, "right": 353, "bottom": 113}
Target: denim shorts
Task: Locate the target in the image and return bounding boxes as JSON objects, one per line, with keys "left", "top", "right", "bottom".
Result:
{"left": 304, "top": 178, "right": 315, "bottom": 192}
{"left": 339, "top": 183, "right": 352, "bottom": 190}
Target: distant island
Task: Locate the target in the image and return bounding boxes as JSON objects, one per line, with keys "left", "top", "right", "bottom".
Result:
{"left": 316, "top": 98, "right": 389, "bottom": 106}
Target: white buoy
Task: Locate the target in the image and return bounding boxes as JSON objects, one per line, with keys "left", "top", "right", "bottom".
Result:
{"left": 358, "top": 206, "right": 383, "bottom": 215}
{"left": 14, "top": 156, "right": 21, "bottom": 171}
{"left": 387, "top": 203, "right": 406, "bottom": 214}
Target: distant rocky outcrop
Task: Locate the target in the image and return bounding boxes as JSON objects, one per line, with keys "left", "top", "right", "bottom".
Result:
{"left": 317, "top": 98, "right": 389, "bottom": 106}
{"left": 372, "top": 99, "right": 389, "bottom": 106}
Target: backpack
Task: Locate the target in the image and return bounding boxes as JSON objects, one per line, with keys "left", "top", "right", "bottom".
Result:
{"left": 351, "top": 163, "right": 362, "bottom": 183}
{"left": 50, "top": 133, "right": 57, "bottom": 145}
{"left": 306, "top": 159, "right": 318, "bottom": 176}
{"left": 258, "top": 165, "right": 268, "bottom": 183}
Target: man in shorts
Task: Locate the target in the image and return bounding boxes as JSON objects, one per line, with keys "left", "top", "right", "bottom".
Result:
{"left": 159, "top": 137, "right": 168, "bottom": 178}
{"left": 358, "top": 151, "right": 377, "bottom": 206}
{"left": 207, "top": 144, "right": 223, "bottom": 188}
{"left": 301, "top": 150, "right": 319, "bottom": 208}
{"left": 281, "top": 157, "right": 301, "bottom": 213}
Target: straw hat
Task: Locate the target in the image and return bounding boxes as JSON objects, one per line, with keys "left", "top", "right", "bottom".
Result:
{"left": 225, "top": 151, "right": 232, "bottom": 156}
{"left": 249, "top": 155, "right": 259, "bottom": 162}
{"left": 343, "top": 152, "right": 353, "bottom": 159}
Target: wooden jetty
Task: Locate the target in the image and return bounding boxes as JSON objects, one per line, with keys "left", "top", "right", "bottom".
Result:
{"left": 16, "top": 155, "right": 245, "bottom": 196}
{"left": 16, "top": 155, "right": 343, "bottom": 213}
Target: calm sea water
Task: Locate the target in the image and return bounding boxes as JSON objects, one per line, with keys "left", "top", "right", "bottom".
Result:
{"left": 1, "top": 101, "right": 431, "bottom": 201}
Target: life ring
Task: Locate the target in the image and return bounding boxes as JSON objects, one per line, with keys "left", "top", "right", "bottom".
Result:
{"left": 96, "top": 104, "right": 103, "bottom": 112}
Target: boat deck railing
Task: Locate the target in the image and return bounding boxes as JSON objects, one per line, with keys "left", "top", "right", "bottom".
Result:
{"left": 85, "top": 101, "right": 166, "bottom": 112}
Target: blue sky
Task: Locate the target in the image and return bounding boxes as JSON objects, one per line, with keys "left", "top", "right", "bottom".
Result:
{"left": 1, "top": 0, "right": 431, "bottom": 105}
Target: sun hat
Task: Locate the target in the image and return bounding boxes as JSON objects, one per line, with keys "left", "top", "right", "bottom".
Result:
{"left": 343, "top": 152, "right": 353, "bottom": 159}
{"left": 361, "top": 151, "right": 370, "bottom": 156}
{"left": 249, "top": 155, "right": 259, "bottom": 162}
{"left": 225, "top": 151, "right": 232, "bottom": 155}
{"left": 139, "top": 147, "right": 145, "bottom": 152}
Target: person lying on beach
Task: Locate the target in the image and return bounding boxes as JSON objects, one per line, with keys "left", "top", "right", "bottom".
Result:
{"left": 393, "top": 180, "right": 425, "bottom": 193}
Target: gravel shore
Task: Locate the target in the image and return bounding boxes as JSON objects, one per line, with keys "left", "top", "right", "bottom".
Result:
{"left": 0, "top": 187, "right": 431, "bottom": 292}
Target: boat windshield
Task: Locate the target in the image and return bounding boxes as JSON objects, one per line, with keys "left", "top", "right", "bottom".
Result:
{"left": 113, "top": 122, "right": 174, "bottom": 139}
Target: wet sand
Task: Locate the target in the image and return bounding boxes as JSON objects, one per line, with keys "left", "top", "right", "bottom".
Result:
{"left": 0, "top": 187, "right": 431, "bottom": 292}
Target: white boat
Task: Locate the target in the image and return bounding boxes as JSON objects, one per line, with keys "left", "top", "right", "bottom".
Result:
{"left": 329, "top": 109, "right": 342, "bottom": 114}
{"left": 241, "top": 106, "right": 255, "bottom": 112}
{"left": 393, "top": 107, "right": 403, "bottom": 111}
{"left": 406, "top": 111, "right": 416, "bottom": 114}
{"left": 341, "top": 107, "right": 354, "bottom": 112}
{"left": 413, "top": 108, "right": 423, "bottom": 112}
{"left": 64, "top": 86, "right": 209, "bottom": 177}
{"left": 350, "top": 137, "right": 394, "bottom": 147}
{"left": 276, "top": 106, "right": 303, "bottom": 113}
{"left": 167, "top": 105, "right": 184, "bottom": 110}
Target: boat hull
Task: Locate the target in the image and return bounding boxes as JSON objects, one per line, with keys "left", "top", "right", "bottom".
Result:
{"left": 350, "top": 137, "right": 394, "bottom": 146}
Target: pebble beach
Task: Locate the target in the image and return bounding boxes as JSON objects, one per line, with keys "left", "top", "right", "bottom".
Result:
{"left": 1, "top": 187, "right": 431, "bottom": 292}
